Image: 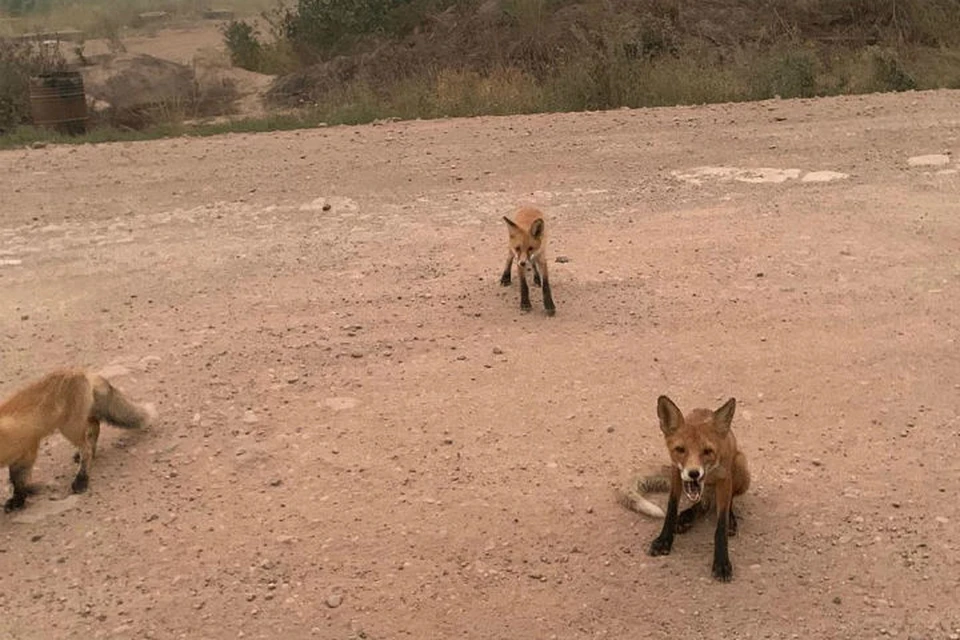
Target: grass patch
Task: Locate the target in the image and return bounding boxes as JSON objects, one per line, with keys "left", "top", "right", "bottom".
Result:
{"left": 0, "top": 111, "right": 334, "bottom": 149}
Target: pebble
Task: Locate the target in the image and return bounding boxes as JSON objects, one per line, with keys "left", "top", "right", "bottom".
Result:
{"left": 326, "top": 594, "right": 343, "bottom": 608}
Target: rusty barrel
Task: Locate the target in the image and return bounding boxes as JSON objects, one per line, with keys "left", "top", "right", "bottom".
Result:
{"left": 29, "top": 71, "right": 88, "bottom": 135}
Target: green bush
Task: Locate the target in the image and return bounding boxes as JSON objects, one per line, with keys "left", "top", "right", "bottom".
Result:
{"left": 222, "top": 20, "right": 265, "bottom": 71}
{"left": 750, "top": 48, "right": 818, "bottom": 99}
{"left": 869, "top": 48, "right": 917, "bottom": 92}
{"left": 280, "top": 0, "right": 396, "bottom": 58}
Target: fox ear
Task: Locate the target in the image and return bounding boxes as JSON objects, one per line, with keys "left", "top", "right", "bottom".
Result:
{"left": 503, "top": 216, "right": 520, "bottom": 231}
{"left": 657, "top": 395, "right": 683, "bottom": 436}
{"left": 713, "top": 397, "right": 736, "bottom": 434}
{"left": 529, "top": 218, "right": 545, "bottom": 239}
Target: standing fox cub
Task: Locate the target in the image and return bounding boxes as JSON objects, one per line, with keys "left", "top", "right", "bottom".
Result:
{"left": 500, "top": 207, "right": 556, "bottom": 316}
{"left": 0, "top": 369, "right": 155, "bottom": 512}
{"left": 623, "top": 395, "right": 750, "bottom": 581}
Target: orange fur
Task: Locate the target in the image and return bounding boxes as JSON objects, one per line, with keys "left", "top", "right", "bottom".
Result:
{"left": 646, "top": 395, "right": 750, "bottom": 581}
{"left": 0, "top": 369, "right": 154, "bottom": 512}
{"left": 499, "top": 206, "right": 556, "bottom": 316}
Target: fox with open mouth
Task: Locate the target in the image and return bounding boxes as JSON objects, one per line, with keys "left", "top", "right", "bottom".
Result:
{"left": 633, "top": 395, "right": 751, "bottom": 582}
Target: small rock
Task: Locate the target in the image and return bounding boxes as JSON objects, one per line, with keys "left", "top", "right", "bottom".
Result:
{"left": 935, "top": 516, "right": 949, "bottom": 524}
{"left": 322, "top": 204, "right": 332, "bottom": 211}
{"left": 492, "top": 346, "right": 504, "bottom": 355}
{"left": 326, "top": 594, "right": 343, "bottom": 608}
{"left": 832, "top": 596, "right": 842, "bottom": 604}
{"left": 555, "top": 256, "right": 571, "bottom": 263}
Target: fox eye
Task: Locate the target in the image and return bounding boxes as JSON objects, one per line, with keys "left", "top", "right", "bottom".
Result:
{"left": 673, "top": 446, "right": 686, "bottom": 455}
{"left": 702, "top": 447, "right": 714, "bottom": 456}
{"left": 528, "top": 246, "right": 535, "bottom": 253}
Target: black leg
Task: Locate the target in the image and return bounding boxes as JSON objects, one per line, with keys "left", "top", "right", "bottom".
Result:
{"left": 541, "top": 274, "right": 555, "bottom": 316}
{"left": 72, "top": 449, "right": 90, "bottom": 494}
{"left": 648, "top": 493, "right": 679, "bottom": 556}
{"left": 71, "top": 470, "right": 89, "bottom": 494}
{"left": 532, "top": 262, "right": 542, "bottom": 287}
{"left": 712, "top": 509, "right": 733, "bottom": 581}
{"left": 4, "top": 464, "right": 31, "bottom": 512}
{"left": 500, "top": 256, "right": 513, "bottom": 286}
{"left": 728, "top": 507, "right": 738, "bottom": 537}
{"left": 519, "top": 270, "right": 531, "bottom": 311}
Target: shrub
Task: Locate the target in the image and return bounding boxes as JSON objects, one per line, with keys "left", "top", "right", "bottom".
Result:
{"left": 869, "top": 47, "right": 917, "bottom": 92}
{"left": 222, "top": 20, "right": 265, "bottom": 72}
{"left": 749, "top": 47, "right": 818, "bottom": 99}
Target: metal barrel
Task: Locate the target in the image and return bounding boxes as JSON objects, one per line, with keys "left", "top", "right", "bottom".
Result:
{"left": 29, "top": 71, "right": 89, "bottom": 135}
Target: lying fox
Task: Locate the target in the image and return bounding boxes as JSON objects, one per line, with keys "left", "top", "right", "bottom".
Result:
{"left": 0, "top": 369, "right": 155, "bottom": 512}
{"left": 620, "top": 395, "right": 750, "bottom": 581}
{"left": 499, "top": 207, "right": 556, "bottom": 316}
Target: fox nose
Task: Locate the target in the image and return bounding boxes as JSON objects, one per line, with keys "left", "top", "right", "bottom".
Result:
{"left": 518, "top": 259, "right": 527, "bottom": 267}
{"left": 686, "top": 469, "right": 701, "bottom": 481}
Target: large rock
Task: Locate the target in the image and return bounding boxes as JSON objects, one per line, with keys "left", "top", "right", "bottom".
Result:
{"left": 80, "top": 53, "right": 238, "bottom": 128}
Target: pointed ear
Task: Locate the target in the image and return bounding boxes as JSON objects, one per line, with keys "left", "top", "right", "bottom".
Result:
{"left": 657, "top": 395, "right": 683, "bottom": 436}
{"left": 529, "top": 218, "right": 545, "bottom": 239}
{"left": 713, "top": 397, "right": 736, "bottom": 434}
{"left": 503, "top": 216, "right": 520, "bottom": 231}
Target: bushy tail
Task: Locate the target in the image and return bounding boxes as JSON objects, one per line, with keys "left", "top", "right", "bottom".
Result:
{"left": 615, "top": 469, "right": 672, "bottom": 519}
{"left": 89, "top": 374, "right": 155, "bottom": 429}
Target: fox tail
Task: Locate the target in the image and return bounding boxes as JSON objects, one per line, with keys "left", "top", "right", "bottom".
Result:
{"left": 89, "top": 374, "right": 156, "bottom": 429}
{"left": 615, "top": 469, "right": 672, "bottom": 519}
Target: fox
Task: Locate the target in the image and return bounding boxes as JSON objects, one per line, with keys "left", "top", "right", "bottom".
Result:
{"left": 0, "top": 369, "right": 155, "bottom": 512}
{"left": 499, "top": 206, "right": 556, "bottom": 316}
{"left": 633, "top": 395, "right": 750, "bottom": 582}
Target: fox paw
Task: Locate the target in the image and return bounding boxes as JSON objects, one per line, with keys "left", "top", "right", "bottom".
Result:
{"left": 712, "top": 558, "right": 733, "bottom": 582}
{"left": 648, "top": 536, "right": 673, "bottom": 556}
{"left": 3, "top": 495, "right": 26, "bottom": 512}
{"left": 71, "top": 474, "right": 89, "bottom": 494}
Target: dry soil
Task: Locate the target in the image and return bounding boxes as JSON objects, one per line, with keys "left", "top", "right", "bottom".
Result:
{"left": 2, "top": 88, "right": 959, "bottom": 640}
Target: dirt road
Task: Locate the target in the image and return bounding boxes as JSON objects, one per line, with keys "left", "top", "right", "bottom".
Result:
{"left": 2, "top": 89, "right": 959, "bottom": 639}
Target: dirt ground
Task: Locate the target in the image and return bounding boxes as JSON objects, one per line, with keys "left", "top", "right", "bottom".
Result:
{"left": 2, "top": 87, "right": 960, "bottom": 640}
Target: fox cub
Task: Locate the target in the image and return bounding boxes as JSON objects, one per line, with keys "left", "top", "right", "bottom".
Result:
{"left": 500, "top": 207, "right": 556, "bottom": 316}
{"left": 628, "top": 395, "right": 750, "bottom": 581}
{"left": 0, "top": 369, "right": 155, "bottom": 512}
